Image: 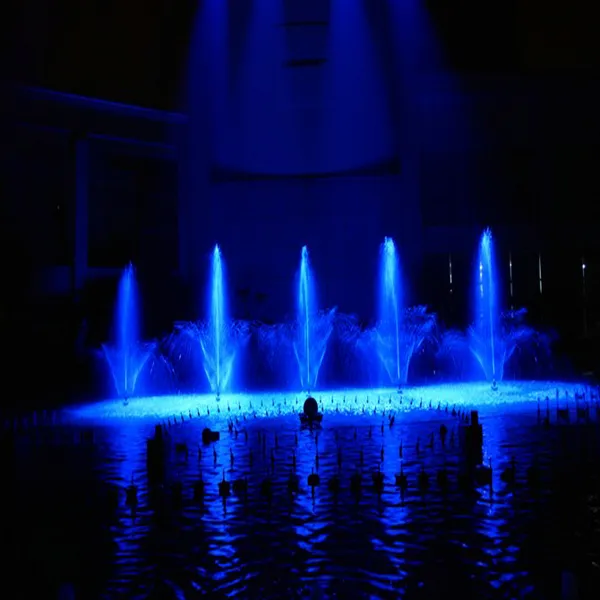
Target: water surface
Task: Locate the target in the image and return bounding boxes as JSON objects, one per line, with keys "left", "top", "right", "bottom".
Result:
{"left": 5, "top": 382, "right": 600, "bottom": 598}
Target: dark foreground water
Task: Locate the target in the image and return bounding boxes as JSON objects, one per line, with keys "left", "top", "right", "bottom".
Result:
{"left": 3, "top": 385, "right": 600, "bottom": 599}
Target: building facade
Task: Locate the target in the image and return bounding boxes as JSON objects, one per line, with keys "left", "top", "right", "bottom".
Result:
{"left": 3, "top": 70, "right": 600, "bottom": 346}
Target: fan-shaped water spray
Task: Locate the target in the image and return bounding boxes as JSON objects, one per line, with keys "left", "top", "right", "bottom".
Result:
{"left": 294, "top": 246, "right": 335, "bottom": 392}
{"left": 101, "top": 263, "right": 155, "bottom": 399}
{"left": 172, "top": 246, "right": 249, "bottom": 396}
{"left": 256, "top": 246, "right": 335, "bottom": 391}
{"left": 440, "top": 229, "right": 546, "bottom": 383}
{"left": 361, "top": 238, "right": 435, "bottom": 387}
{"left": 101, "top": 235, "right": 549, "bottom": 400}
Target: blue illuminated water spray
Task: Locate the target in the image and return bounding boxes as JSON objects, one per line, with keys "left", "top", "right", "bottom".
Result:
{"left": 102, "top": 262, "right": 154, "bottom": 400}
{"left": 118, "top": 263, "right": 137, "bottom": 395}
{"left": 381, "top": 237, "right": 402, "bottom": 387}
{"left": 182, "top": 244, "right": 243, "bottom": 395}
{"left": 211, "top": 245, "right": 225, "bottom": 398}
{"left": 476, "top": 229, "right": 498, "bottom": 383}
{"left": 298, "top": 246, "right": 312, "bottom": 392}
{"left": 290, "top": 246, "right": 334, "bottom": 393}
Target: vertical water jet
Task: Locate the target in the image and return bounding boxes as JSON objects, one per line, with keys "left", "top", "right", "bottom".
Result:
{"left": 210, "top": 245, "right": 225, "bottom": 396}
{"left": 293, "top": 246, "right": 334, "bottom": 393}
{"left": 470, "top": 229, "right": 500, "bottom": 382}
{"left": 200, "top": 245, "right": 234, "bottom": 397}
{"left": 102, "top": 263, "right": 155, "bottom": 399}
{"left": 380, "top": 237, "right": 403, "bottom": 385}
{"left": 363, "top": 238, "right": 435, "bottom": 387}
{"left": 459, "top": 228, "right": 544, "bottom": 383}
{"left": 477, "top": 229, "right": 498, "bottom": 380}
{"left": 173, "top": 245, "right": 249, "bottom": 396}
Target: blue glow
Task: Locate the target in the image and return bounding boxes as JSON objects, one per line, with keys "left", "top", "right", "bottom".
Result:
{"left": 324, "top": 0, "right": 393, "bottom": 170}
{"left": 258, "top": 246, "right": 335, "bottom": 391}
{"left": 170, "top": 246, "right": 249, "bottom": 395}
{"left": 235, "top": 0, "right": 297, "bottom": 172}
{"left": 208, "top": 245, "right": 227, "bottom": 393}
{"left": 98, "top": 235, "right": 557, "bottom": 400}
{"left": 474, "top": 229, "right": 500, "bottom": 381}
{"left": 440, "top": 229, "right": 547, "bottom": 382}
{"left": 101, "top": 263, "right": 156, "bottom": 398}
{"left": 56, "top": 378, "right": 594, "bottom": 598}
{"left": 67, "top": 381, "right": 584, "bottom": 423}
{"left": 468, "top": 230, "right": 546, "bottom": 382}
{"left": 378, "top": 237, "right": 403, "bottom": 384}
{"left": 295, "top": 246, "right": 335, "bottom": 392}
{"left": 357, "top": 238, "right": 436, "bottom": 386}
{"left": 197, "top": 0, "right": 229, "bottom": 158}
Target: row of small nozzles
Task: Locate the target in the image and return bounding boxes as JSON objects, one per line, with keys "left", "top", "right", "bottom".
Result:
{"left": 126, "top": 454, "right": 544, "bottom": 512}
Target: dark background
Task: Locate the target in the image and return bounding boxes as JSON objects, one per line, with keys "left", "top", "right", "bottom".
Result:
{"left": 6, "top": 1, "right": 600, "bottom": 110}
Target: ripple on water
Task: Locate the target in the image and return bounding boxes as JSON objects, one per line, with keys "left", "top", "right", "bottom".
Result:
{"left": 6, "top": 381, "right": 600, "bottom": 598}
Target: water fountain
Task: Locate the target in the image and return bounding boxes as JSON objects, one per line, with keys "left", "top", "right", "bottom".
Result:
{"left": 473, "top": 228, "right": 501, "bottom": 383}
{"left": 360, "top": 238, "right": 436, "bottom": 387}
{"left": 294, "top": 246, "right": 335, "bottom": 392}
{"left": 441, "top": 229, "right": 544, "bottom": 383}
{"left": 173, "top": 245, "right": 248, "bottom": 397}
{"left": 72, "top": 234, "right": 559, "bottom": 424}
{"left": 379, "top": 237, "right": 403, "bottom": 385}
{"left": 257, "top": 246, "right": 335, "bottom": 392}
{"left": 101, "top": 263, "right": 156, "bottom": 400}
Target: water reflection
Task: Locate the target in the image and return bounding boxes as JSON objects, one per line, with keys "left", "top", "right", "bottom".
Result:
{"left": 5, "top": 397, "right": 600, "bottom": 598}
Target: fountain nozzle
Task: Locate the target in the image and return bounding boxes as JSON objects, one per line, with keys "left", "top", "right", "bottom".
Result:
{"left": 303, "top": 397, "right": 318, "bottom": 418}
{"left": 300, "top": 396, "right": 323, "bottom": 426}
